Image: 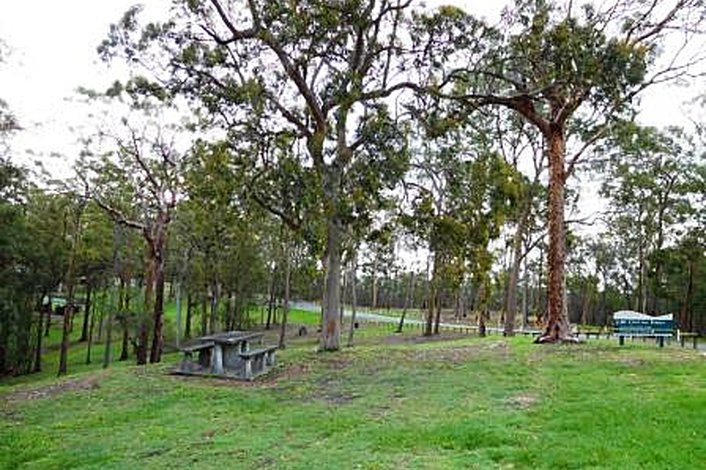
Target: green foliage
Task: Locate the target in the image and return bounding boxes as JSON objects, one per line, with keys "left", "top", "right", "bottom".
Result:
{"left": 0, "top": 162, "right": 77, "bottom": 374}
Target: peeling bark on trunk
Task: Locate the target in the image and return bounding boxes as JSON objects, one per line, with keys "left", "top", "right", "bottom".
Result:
{"left": 149, "top": 218, "right": 168, "bottom": 364}
{"left": 320, "top": 218, "right": 342, "bottom": 351}
{"left": 535, "top": 128, "right": 576, "bottom": 344}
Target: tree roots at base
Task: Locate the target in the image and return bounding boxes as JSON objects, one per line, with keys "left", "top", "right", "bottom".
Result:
{"left": 534, "top": 334, "right": 581, "bottom": 344}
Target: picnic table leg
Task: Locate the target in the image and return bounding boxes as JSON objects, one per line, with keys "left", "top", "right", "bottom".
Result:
{"left": 619, "top": 335, "right": 625, "bottom": 346}
{"left": 212, "top": 344, "right": 224, "bottom": 375}
{"left": 243, "top": 358, "right": 253, "bottom": 380}
{"left": 265, "top": 350, "right": 276, "bottom": 367}
{"left": 658, "top": 337, "right": 664, "bottom": 348}
{"left": 180, "top": 352, "right": 192, "bottom": 372}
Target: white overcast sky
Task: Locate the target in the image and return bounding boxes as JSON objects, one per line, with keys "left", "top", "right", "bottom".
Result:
{"left": 0, "top": 0, "right": 699, "bottom": 178}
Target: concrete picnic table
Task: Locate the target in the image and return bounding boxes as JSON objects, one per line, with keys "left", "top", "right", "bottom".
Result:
{"left": 200, "top": 331, "right": 264, "bottom": 375}
{"left": 176, "top": 330, "right": 277, "bottom": 380}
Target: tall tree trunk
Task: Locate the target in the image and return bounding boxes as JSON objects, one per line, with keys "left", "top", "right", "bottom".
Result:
{"left": 33, "top": 292, "right": 46, "bottom": 373}
{"left": 521, "top": 255, "right": 529, "bottom": 329}
{"left": 686, "top": 260, "right": 695, "bottom": 332}
{"left": 185, "top": 292, "right": 192, "bottom": 339}
{"left": 266, "top": 267, "right": 276, "bottom": 330}
{"left": 79, "top": 284, "right": 92, "bottom": 342}
{"left": 347, "top": 258, "right": 358, "bottom": 347}
{"left": 118, "top": 278, "right": 130, "bottom": 361}
{"left": 103, "top": 298, "right": 113, "bottom": 369}
{"left": 580, "top": 281, "right": 590, "bottom": 325}
{"left": 433, "top": 289, "right": 442, "bottom": 335}
{"left": 278, "top": 236, "right": 291, "bottom": 349}
{"left": 371, "top": 259, "right": 378, "bottom": 310}
{"left": 476, "top": 282, "right": 487, "bottom": 337}
{"left": 536, "top": 128, "right": 574, "bottom": 343}
{"left": 58, "top": 204, "right": 83, "bottom": 376}
{"left": 200, "top": 289, "right": 208, "bottom": 337}
{"left": 424, "top": 255, "right": 434, "bottom": 337}
{"left": 44, "top": 292, "right": 52, "bottom": 337}
{"left": 600, "top": 274, "right": 608, "bottom": 327}
{"left": 396, "top": 273, "right": 415, "bottom": 333}
{"left": 681, "top": 260, "right": 694, "bottom": 331}
{"left": 339, "top": 273, "right": 346, "bottom": 326}
{"left": 320, "top": 218, "right": 342, "bottom": 351}
{"left": 86, "top": 288, "right": 102, "bottom": 365}
{"left": 504, "top": 201, "right": 530, "bottom": 336}
{"left": 119, "top": 323, "right": 130, "bottom": 361}
{"left": 224, "top": 291, "right": 233, "bottom": 331}
{"left": 137, "top": 253, "right": 154, "bottom": 365}
{"left": 635, "top": 224, "right": 646, "bottom": 312}
{"left": 175, "top": 280, "right": 182, "bottom": 347}
{"left": 208, "top": 281, "right": 219, "bottom": 335}
{"left": 149, "top": 225, "right": 167, "bottom": 364}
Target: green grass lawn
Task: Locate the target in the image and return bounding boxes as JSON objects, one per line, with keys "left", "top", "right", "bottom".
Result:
{"left": 2, "top": 320, "right": 705, "bottom": 469}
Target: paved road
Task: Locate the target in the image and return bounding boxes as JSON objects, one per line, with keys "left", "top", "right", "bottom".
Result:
{"left": 292, "top": 301, "right": 705, "bottom": 351}
{"left": 292, "top": 301, "right": 537, "bottom": 335}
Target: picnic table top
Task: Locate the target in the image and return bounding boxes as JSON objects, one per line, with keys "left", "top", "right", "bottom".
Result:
{"left": 200, "top": 331, "right": 264, "bottom": 345}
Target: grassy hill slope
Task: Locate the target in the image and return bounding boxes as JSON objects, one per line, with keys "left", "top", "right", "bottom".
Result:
{"left": 2, "top": 317, "right": 705, "bottom": 469}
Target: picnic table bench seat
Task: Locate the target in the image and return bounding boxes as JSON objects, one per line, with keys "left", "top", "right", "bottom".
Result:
{"left": 239, "top": 346, "right": 278, "bottom": 380}
{"left": 178, "top": 341, "right": 215, "bottom": 371}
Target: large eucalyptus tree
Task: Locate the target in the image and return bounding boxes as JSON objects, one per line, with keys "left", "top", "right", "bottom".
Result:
{"left": 86, "top": 117, "right": 182, "bottom": 364}
{"left": 412, "top": 0, "right": 706, "bottom": 342}
{"left": 100, "top": 0, "right": 417, "bottom": 350}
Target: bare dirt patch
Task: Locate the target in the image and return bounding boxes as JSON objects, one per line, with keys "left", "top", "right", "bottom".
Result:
{"left": 617, "top": 357, "right": 646, "bottom": 367}
{"left": 383, "top": 332, "right": 471, "bottom": 345}
{"left": 2, "top": 373, "right": 103, "bottom": 404}
{"left": 505, "top": 393, "right": 538, "bottom": 410}
{"left": 168, "top": 360, "right": 315, "bottom": 390}
{"left": 410, "top": 341, "right": 509, "bottom": 363}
